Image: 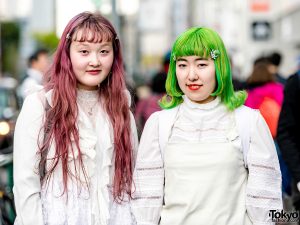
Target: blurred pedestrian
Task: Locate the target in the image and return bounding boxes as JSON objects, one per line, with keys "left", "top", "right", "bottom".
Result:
{"left": 245, "top": 59, "right": 291, "bottom": 196}
{"left": 268, "top": 52, "right": 286, "bottom": 85}
{"left": 131, "top": 27, "right": 282, "bottom": 225}
{"left": 13, "top": 12, "right": 138, "bottom": 225}
{"left": 134, "top": 52, "right": 170, "bottom": 134}
{"left": 245, "top": 60, "right": 284, "bottom": 138}
{"left": 18, "top": 49, "right": 50, "bottom": 100}
{"left": 277, "top": 60, "right": 300, "bottom": 217}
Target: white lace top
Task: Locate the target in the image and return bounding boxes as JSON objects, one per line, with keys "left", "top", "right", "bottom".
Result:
{"left": 131, "top": 96, "right": 282, "bottom": 225}
{"left": 13, "top": 88, "right": 138, "bottom": 225}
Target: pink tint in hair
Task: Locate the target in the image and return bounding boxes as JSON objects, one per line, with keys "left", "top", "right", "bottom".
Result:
{"left": 40, "top": 12, "right": 133, "bottom": 202}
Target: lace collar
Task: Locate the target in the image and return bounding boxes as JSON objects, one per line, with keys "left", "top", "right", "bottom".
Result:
{"left": 77, "top": 88, "right": 99, "bottom": 101}
{"left": 182, "top": 95, "right": 221, "bottom": 110}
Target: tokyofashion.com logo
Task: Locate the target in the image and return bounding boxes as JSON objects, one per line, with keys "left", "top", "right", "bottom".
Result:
{"left": 269, "top": 210, "right": 300, "bottom": 223}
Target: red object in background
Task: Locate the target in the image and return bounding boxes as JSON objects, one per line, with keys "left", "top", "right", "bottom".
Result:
{"left": 250, "top": 0, "right": 270, "bottom": 12}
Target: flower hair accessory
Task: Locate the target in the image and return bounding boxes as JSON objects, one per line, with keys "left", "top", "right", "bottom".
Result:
{"left": 172, "top": 53, "right": 176, "bottom": 61}
{"left": 210, "top": 49, "right": 220, "bottom": 60}
{"left": 66, "top": 33, "right": 71, "bottom": 40}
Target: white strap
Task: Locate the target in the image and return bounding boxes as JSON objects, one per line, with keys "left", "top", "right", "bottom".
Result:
{"left": 158, "top": 106, "right": 179, "bottom": 160}
{"left": 235, "top": 105, "right": 253, "bottom": 168}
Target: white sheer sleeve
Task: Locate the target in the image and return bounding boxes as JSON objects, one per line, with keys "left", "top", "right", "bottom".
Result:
{"left": 246, "top": 111, "right": 282, "bottom": 225}
{"left": 130, "top": 111, "right": 139, "bottom": 163}
{"left": 13, "top": 92, "right": 44, "bottom": 225}
{"left": 131, "top": 112, "right": 164, "bottom": 225}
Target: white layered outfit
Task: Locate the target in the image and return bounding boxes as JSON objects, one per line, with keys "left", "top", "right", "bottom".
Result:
{"left": 131, "top": 96, "right": 282, "bottom": 225}
{"left": 13, "top": 89, "right": 138, "bottom": 225}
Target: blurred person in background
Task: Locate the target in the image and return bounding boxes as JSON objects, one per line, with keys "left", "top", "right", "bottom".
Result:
{"left": 131, "top": 27, "right": 282, "bottom": 225}
{"left": 245, "top": 60, "right": 284, "bottom": 137}
{"left": 134, "top": 51, "right": 170, "bottom": 134}
{"left": 268, "top": 51, "right": 286, "bottom": 85}
{"left": 245, "top": 59, "right": 291, "bottom": 196}
{"left": 230, "top": 55, "right": 247, "bottom": 91}
{"left": 277, "top": 57, "right": 300, "bottom": 217}
{"left": 13, "top": 12, "right": 138, "bottom": 225}
{"left": 18, "top": 49, "right": 50, "bottom": 100}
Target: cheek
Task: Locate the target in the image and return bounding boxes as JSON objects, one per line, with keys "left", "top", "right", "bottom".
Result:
{"left": 176, "top": 71, "right": 186, "bottom": 88}
{"left": 204, "top": 68, "right": 216, "bottom": 86}
{"left": 71, "top": 56, "right": 86, "bottom": 71}
{"left": 102, "top": 53, "right": 114, "bottom": 69}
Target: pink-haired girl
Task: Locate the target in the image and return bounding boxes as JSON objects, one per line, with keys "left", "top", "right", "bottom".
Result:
{"left": 13, "top": 12, "right": 138, "bottom": 225}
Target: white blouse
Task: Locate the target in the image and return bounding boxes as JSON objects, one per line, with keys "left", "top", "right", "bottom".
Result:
{"left": 13, "top": 88, "right": 138, "bottom": 225}
{"left": 131, "top": 96, "right": 282, "bottom": 225}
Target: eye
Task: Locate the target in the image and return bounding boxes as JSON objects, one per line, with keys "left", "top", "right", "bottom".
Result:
{"left": 79, "top": 50, "right": 89, "bottom": 55}
{"left": 177, "top": 63, "right": 187, "bottom": 68}
{"left": 100, "top": 50, "right": 110, "bottom": 54}
{"left": 198, "top": 63, "right": 207, "bottom": 67}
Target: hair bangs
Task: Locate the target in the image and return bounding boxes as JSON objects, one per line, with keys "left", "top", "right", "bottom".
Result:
{"left": 174, "top": 31, "right": 210, "bottom": 59}
{"left": 72, "top": 22, "right": 114, "bottom": 43}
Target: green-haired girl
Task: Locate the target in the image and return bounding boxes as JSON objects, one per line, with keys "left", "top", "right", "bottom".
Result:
{"left": 131, "top": 27, "right": 282, "bottom": 225}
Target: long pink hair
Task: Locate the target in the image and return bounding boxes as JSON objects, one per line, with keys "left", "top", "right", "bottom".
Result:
{"left": 40, "top": 12, "right": 133, "bottom": 202}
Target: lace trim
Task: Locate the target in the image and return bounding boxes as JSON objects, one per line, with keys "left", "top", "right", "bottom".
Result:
{"left": 182, "top": 95, "right": 221, "bottom": 110}
{"left": 247, "top": 194, "right": 281, "bottom": 201}
{"left": 250, "top": 164, "right": 276, "bottom": 171}
{"left": 133, "top": 196, "right": 162, "bottom": 200}
{"left": 246, "top": 188, "right": 282, "bottom": 208}
{"left": 136, "top": 166, "right": 164, "bottom": 171}
{"left": 77, "top": 88, "right": 99, "bottom": 100}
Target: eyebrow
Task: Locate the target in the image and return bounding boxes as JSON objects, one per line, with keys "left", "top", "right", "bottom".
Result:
{"left": 73, "top": 42, "right": 112, "bottom": 48}
{"left": 177, "top": 57, "right": 207, "bottom": 62}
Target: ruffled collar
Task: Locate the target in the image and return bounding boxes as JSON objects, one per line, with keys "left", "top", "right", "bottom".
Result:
{"left": 77, "top": 88, "right": 99, "bottom": 101}
{"left": 182, "top": 95, "right": 221, "bottom": 110}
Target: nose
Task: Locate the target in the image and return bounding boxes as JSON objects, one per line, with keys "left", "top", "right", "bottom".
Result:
{"left": 187, "top": 66, "right": 199, "bottom": 82}
{"left": 89, "top": 53, "right": 101, "bottom": 67}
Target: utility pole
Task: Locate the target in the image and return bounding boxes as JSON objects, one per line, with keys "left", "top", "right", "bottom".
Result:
{"left": 91, "top": 0, "right": 102, "bottom": 13}
{"left": 111, "top": 0, "right": 120, "bottom": 35}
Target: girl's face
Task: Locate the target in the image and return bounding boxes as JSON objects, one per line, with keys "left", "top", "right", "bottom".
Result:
{"left": 176, "top": 55, "right": 216, "bottom": 104}
{"left": 70, "top": 35, "right": 114, "bottom": 90}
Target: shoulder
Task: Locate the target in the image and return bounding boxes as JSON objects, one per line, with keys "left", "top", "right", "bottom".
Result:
{"left": 286, "top": 73, "right": 300, "bottom": 89}
{"left": 235, "top": 105, "right": 258, "bottom": 114}
{"left": 143, "top": 106, "right": 179, "bottom": 130}
{"left": 156, "top": 105, "right": 180, "bottom": 117}
{"left": 21, "top": 89, "right": 49, "bottom": 115}
{"left": 23, "top": 91, "right": 43, "bottom": 107}
{"left": 235, "top": 105, "right": 260, "bottom": 121}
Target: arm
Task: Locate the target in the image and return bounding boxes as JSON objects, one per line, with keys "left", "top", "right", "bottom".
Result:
{"left": 129, "top": 111, "right": 139, "bottom": 162}
{"left": 277, "top": 75, "right": 300, "bottom": 184}
{"left": 131, "top": 112, "right": 164, "bottom": 225}
{"left": 13, "top": 93, "right": 45, "bottom": 225}
{"left": 246, "top": 111, "right": 282, "bottom": 225}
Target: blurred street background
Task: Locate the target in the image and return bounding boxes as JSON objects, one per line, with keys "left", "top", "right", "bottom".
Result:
{"left": 1, "top": 0, "right": 300, "bottom": 85}
{"left": 0, "top": 0, "right": 300, "bottom": 224}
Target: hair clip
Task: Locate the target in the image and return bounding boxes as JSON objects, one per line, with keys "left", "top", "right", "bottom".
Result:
{"left": 66, "top": 33, "right": 71, "bottom": 40}
{"left": 172, "top": 53, "right": 176, "bottom": 61}
{"left": 210, "top": 49, "right": 220, "bottom": 60}
{"left": 115, "top": 36, "right": 119, "bottom": 40}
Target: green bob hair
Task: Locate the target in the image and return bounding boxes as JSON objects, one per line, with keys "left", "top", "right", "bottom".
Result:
{"left": 160, "top": 27, "right": 246, "bottom": 111}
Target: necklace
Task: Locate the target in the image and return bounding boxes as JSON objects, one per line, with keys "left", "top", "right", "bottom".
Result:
{"left": 87, "top": 100, "right": 98, "bottom": 116}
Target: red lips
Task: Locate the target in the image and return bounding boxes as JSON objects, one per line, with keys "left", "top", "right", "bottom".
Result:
{"left": 187, "top": 84, "right": 202, "bottom": 91}
{"left": 86, "top": 70, "right": 101, "bottom": 75}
